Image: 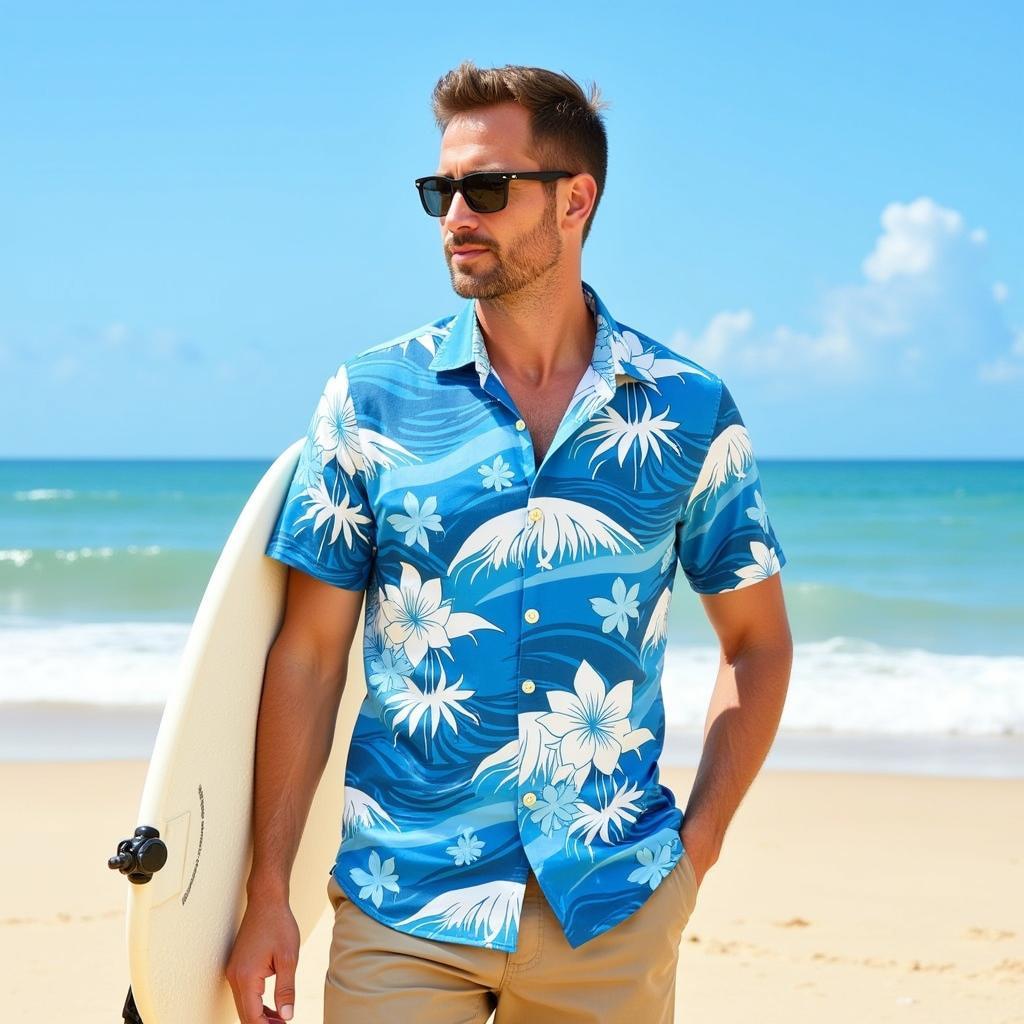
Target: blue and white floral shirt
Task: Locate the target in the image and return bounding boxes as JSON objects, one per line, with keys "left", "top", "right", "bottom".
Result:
{"left": 264, "top": 279, "right": 786, "bottom": 951}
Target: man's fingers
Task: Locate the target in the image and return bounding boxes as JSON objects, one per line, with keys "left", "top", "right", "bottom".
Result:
{"left": 274, "top": 957, "right": 297, "bottom": 1021}
{"left": 233, "top": 969, "right": 270, "bottom": 1024}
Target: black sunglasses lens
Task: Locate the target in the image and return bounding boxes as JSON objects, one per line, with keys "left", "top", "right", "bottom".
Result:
{"left": 464, "top": 174, "right": 506, "bottom": 213}
{"left": 420, "top": 178, "right": 451, "bottom": 216}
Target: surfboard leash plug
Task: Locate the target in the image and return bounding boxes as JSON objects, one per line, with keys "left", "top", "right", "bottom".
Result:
{"left": 108, "top": 825, "right": 168, "bottom": 884}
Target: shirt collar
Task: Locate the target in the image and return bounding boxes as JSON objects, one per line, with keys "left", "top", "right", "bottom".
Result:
{"left": 428, "top": 279, "right": 645, "bottom": 390}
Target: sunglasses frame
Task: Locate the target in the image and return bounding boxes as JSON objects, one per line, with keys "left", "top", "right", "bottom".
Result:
{"left": 414, "top": 170, "right": 575, "bottom": 217}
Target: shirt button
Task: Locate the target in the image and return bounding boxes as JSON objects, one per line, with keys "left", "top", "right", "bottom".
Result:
{"left": 515, "top": 418, "right": 526, "bottom": 431}
{"left": 522, "top": 792, "right": 537, "bottom": 807}
{"left": 524, "top": 608, "right": 539, "bottom": 623}
{"left": 521, "top": 679, "right": 536, "bottom": 694}
{"left": 527, "top": 507, "right": 542, "bottom": 523}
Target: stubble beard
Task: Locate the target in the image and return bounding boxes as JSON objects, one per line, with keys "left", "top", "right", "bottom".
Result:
{"left": 448, "top": 192, "right": 564, "bottom": 302}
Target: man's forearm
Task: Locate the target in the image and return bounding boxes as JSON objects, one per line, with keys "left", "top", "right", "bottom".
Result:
{"left": 246, "top": 645, "right": 347, "bottom": 901}
{"left": 683, "top": 639, "right": 793, "bottom": 858}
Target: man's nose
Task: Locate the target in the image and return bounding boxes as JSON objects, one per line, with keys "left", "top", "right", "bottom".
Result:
{"left": 442, "top": 187, "right": 480, "bottom": 231}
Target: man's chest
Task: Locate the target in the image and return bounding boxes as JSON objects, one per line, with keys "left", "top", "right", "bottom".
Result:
{"left": 498, "top": 372, "right": 583, "bottom": 466}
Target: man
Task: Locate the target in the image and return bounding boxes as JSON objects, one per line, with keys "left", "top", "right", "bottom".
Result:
{"left": 227, "top": 60, "right": 793, "bottom": 1024}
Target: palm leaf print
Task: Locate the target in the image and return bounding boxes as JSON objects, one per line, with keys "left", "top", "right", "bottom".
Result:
{"left": 639, "top": 586, "right": 673, "bottom": 657}
{"left": 448, "top": 497, "right": 642, "bottom": 582}
{"left": 293, "top": 476, "right": 372, "bottom": 548}
{"left": 396, "top": 879, "right": 524, "bottom": 946}
{"left": 384, "top": 662, "right": 480, "bottom": 740}
{"left": 573, "top": 392, "right": 682, "bottom": 475}
{"left": 686, "top": 423, "right": 755, "bottom": 513}
{"left": 470, "top": 711, "right": 562, "bottom": 789}
{"left": 342, "top": 786, "right": 399, "bottom": 838}
{"left": 565, "top": 780, "right": 644, "bottom": 846}
{"left": 357, "top": 425, "right": 420, "bottom": 478}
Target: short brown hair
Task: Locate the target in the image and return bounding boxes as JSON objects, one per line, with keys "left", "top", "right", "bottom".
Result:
{"left": 430, "top": 60, "right": 610, "bottom": 246}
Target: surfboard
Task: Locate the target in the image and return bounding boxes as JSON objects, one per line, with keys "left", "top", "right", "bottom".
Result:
{"left": 108, "top": 437, "right": 367, "bottom": 1023}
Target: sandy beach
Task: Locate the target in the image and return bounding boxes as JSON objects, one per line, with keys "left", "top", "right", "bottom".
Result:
{"left": 2, "top": 759, "right": 1022, "bottom": 1023}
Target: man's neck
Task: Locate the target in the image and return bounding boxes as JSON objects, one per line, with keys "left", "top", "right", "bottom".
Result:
{"left": 474, "top": 278, "right": 596, "bottom": 388}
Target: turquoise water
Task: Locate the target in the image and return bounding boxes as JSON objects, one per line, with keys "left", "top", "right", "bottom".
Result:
{"left": 1, "top": 458, "right": 1022, "bottom": 741}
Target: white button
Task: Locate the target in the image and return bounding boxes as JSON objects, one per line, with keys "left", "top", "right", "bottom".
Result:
{"left": 522, "top": 792, "right": 537, "bottom": 807}
{"left": 527, "top": 507, "right": 542, "bottom": 523}
{"left": 521, "top": 679, "right": 536, "bottom": 694}
{"left": 524, "top": 608, "right": 539, "bottom": 623}
{"left": 515, "top": 418, "right": 526, "bottom": 430}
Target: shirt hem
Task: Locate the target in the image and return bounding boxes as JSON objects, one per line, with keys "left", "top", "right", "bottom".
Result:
{"left": 330, "top": 864, "right": 520, "bottom": 954}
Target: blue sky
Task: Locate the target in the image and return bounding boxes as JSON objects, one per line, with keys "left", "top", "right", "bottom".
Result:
{"left": 1, "top": 2, "right": 1021, "bottom": 458}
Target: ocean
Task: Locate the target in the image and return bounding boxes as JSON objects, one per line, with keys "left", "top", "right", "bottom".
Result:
{"left": 2, "top": 457, "right": 1022, "bottom": 775}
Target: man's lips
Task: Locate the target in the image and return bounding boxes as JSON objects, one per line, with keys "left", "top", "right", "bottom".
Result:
{"left": 451, "top": 248, "right": 489, "bottom": 261}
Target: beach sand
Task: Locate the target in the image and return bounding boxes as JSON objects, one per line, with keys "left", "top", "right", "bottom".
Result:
{"left": 3, "top": 760, "right": 1022, "bottom": 1023}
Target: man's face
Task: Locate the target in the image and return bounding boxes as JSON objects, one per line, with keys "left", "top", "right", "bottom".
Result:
{"left": 434, "top": 102, "right": 565, "bottom": 300}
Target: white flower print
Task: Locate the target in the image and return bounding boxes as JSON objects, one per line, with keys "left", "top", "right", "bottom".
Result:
{"left": 380, "top": 560, "right": 502, "bottom": 668}
{"left": 367, "top": 643, "right": 413, "bottom": 696}
{"left": 388, "top": 492, "right": 443, "bottom": 552}
{"left": 610, "top": 328, "right": 658, "bottom": 384}
{"left": 589, "top": 576, "right": 641, "bottom": 638}
{"left": 295, "top": 431, "right": 326, "bottom": 492}
{"left": 538, "top": 660, "right": 655, "bottom": 792}
{"left": 446, "top": 827, "right": 485, "bottom": 865}
{"left": 314, "top": 365, "right": 363, "bottom": 472}
{"left": 746, "top": 488, "right": 770, "bottom": 530}
{"left": 479, "top": 454, "right": 515, "bottom": 491}
{"left": 627, "top": 842, "right": 675, "bottom": 889}
{"left": 732, "top": 540, "right": 783, "bottom": 589}
{"left": 293, "top": 475, "right": 373, "bottom": 549}
{"left": 349, "top": 849, "right": 400, "bottom": 908}
{"left": 314, "top": 363, "right": 420, "bottom": 480}
{"left": 529, "top": 781, "right": 579, "bottom": 835}
{"left": 566, "top": 780, "right": 644, "bottom": 846}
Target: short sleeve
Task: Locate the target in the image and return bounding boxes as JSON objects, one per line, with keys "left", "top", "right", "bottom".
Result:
{"left": 676, "top": 380, "right": 786, "bottom": 594}
{"left": 264, "top": 362, "right": 377, "bottom": 592}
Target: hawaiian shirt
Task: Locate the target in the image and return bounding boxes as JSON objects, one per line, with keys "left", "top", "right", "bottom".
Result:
{"left": 263, "top": 279, "right": 786, "bottom": 951}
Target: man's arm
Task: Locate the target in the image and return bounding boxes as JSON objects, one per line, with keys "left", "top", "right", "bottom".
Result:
{"left": 681, "top": 572, "right": 793, "bottom": 885}
{"left": 225, "top": 566, "right": 364, "bottom": 1024}
{"left": 247, "top": 566, "right": 365, "bottom": 899}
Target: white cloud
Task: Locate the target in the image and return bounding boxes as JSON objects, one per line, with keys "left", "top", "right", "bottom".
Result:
{"left": 670, "top": 196, "right": 1023, "bottom": 389}
{"left": 992, "top": 280, "right": 1009, "bottom": 303}
{"left": 862, "top": 198, "right": 965, "bottom": 282}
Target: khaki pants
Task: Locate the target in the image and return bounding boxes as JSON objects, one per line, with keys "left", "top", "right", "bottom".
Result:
{"left": 324, "top": 852, "right": 699, "bottom": 1024}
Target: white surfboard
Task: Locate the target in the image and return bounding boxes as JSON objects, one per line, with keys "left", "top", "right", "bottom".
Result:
{"left": 109, "top": 438, "right": 366, "bottom": 1023}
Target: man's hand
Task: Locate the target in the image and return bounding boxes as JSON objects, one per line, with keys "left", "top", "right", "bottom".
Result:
{"left": 225, "top": 894, "right": 300, "bottom": 1023}
{"left": 680, "top": 819, "right": 719, "bottom": 891}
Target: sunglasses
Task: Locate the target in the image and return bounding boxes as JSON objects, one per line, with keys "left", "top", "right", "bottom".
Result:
{"left": 414, "top": 170, "right": 575, "bottom": 217}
